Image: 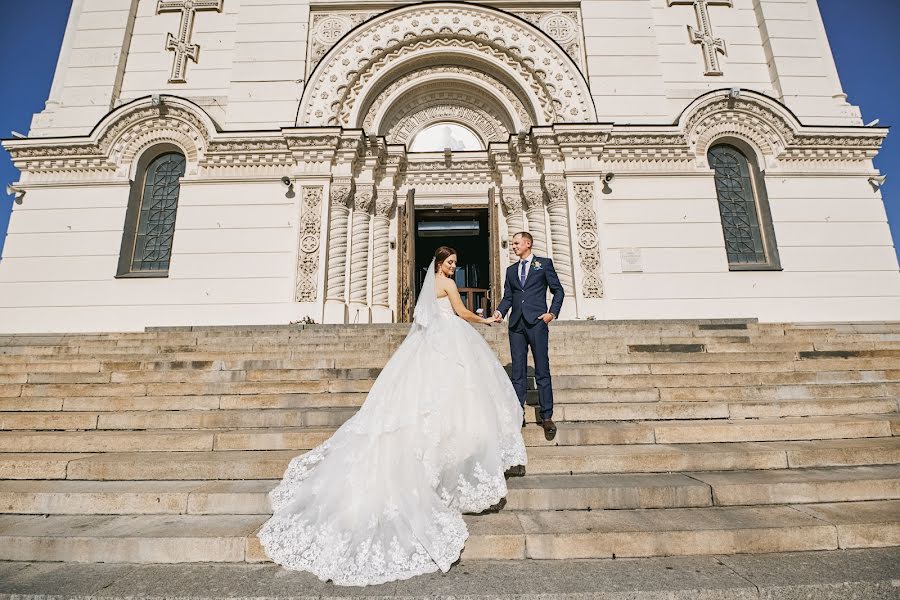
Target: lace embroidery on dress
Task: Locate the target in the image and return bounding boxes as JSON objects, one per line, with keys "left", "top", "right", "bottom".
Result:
{"left": 258, "top": 260, "right": 527, "bottom": 586}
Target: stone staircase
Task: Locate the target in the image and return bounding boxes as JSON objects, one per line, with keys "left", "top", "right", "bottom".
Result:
{"left": 0, "top": 319, "right": 899, "bottom": 565}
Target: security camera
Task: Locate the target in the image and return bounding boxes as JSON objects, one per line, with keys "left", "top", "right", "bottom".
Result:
{"left": 604, "top": 172, "right": 614, "bottom": 183}
{"left": 280, "top": 176, "right": 292, "bottom": 187}
{"left": 865, "top": 118, "right": 880, "bottom": 127}
{"left": 729, "top": 87, "right": 741, "bottom": 100}
{"left": 10, "top": 131, "right": 25, "bottom": 139}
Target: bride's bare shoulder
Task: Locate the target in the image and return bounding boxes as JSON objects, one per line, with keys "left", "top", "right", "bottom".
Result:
{"left": 434, "top": 276, "right": 455, "bottom": 298}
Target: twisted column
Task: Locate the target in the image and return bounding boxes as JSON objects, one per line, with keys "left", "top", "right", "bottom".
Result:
{"left": 544, "top": 180, "right": 575, "bottom": 296}
{"left": 349, "top": 186, "right": 374, "bottom": 305}
{"left": 372, "top": 192, "right": 394, "bottom": 307}
{"left": 501, "top": 185, "right": 525, "bottom": 263}
{"left": 522, "top": 184, "right": 548, "bottom": 256}
{"left": 325, "top": 184, "right": 352, "bottom": 302}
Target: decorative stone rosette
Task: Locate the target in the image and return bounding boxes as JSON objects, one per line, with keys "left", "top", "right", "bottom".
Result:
{"left": 296, "top": 187, "right": 323, "bottom": 302}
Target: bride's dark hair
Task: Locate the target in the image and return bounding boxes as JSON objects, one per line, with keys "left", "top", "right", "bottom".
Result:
{"left": 434, "top": 246, "right": 457, "bottom": 272}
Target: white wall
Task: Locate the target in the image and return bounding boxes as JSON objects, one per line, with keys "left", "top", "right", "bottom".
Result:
{"left": 0, "top": 180, "right": 312, "bottom": 333}
{"left": 580, "top": 171, "right": 900, "bottom": 322}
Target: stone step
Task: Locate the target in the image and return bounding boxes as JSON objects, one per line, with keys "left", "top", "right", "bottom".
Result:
{"left": 459, "top": 500, "right": 900, "bottom": 560}
{"left": 1, "top": 501, "right": 896, "bottom": 563}
{"left": 548, "top": 398, "right": 898, "bottom": 422}
{"left": 7, "top": 375, "right": 896, "bottom": 403}
{"left": 3, "top": 549, "right": 900, "bottom": 599}
{"left": 1, "top": 415, "right": 891, "bottom": 453}
{"left": 7, "top": 354, "right": 897, "bottom": 379}
{"left": 4, "top": 467, "right": 898, "bottom": 516}
{"left": 5, "top": 437, "right": 898, "bottom": 481}
{"left": 4, "top": 396, "right": 897, "bottom": 430}
{"left": 523, "top": 438, "right": 900, "bottom": 475}
{"left": 6, "top": 349, "right": 898, "bottom": 372}
{"left": 689, "top": 465, "right": 900, "bottom": 506}
{"left": 27, "top": 368, "right": 886, "bottom": 388}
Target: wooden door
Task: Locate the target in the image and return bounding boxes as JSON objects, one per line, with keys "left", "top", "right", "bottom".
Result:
{"left": 487, "top": 187, "right": 502, "bottom": 313}
{"left": 397, "top": 189, "right": 416, "bottom": 322}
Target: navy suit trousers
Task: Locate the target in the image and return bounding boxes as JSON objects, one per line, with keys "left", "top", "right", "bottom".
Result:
{"left": 508, "top": 316, "right": 554, "bottom": 420}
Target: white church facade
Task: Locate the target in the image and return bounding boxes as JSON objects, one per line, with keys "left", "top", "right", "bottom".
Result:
{"left": 1, "top": 0, "right": 897, "bottom": 333}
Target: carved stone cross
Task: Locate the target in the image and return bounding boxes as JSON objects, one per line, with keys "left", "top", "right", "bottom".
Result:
{"left": 667, "top": 0, "right": 733, "bottom": 76}
{"left": 157, "top": 0, "right": 224, "bottom": 83}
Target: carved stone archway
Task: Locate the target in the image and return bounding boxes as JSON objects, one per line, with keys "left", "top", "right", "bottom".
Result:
{"left": 297, "top": 2, "right": 597, "bottom": 129}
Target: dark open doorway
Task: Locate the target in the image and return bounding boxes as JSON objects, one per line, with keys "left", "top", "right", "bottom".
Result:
{"left": 415, "top": 208, "right": 492, "bottom": 314}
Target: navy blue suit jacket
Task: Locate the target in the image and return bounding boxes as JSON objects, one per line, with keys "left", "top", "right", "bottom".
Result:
{"left": 496, "top": 256, "right": 564, "bottom": 325}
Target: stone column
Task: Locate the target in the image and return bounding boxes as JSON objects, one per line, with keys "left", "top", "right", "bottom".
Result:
{"left": 501, "top": 185, "right": 525, "bottom": 263}
{"left": 372, "top": 191, "right": 394, "bottom": 312}
{"left": 522, "top": 182, "right": 548, "bottom": 256}
{"left": 544, "top": 177, "right": 574, "bottom": 296}
{"left": 325, "top": 183, "right": 352, "bottom": 302}
{"left": 323, "top": 182, "right": 352, "bottom": 323}
{"left": 348, "top": 185, "right": 374, "bottom": 322}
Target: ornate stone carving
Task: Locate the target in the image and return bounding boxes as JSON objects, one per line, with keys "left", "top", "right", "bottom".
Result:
{"left": 326, "top": 180, "right": 353, "bottom": 302}
{"left": 390, "top": 103, "right": 503, "bottom": 148}
{"left": 308, "top": 11, "right": 377, "bottom": 70}
{"left": 544, "top": 178, "right": 574, "bottom": 295}
{"left": 667, "top": 0, "right": 732, "bottom": 76}
{"left": 501, "top": 185, "right": 525, "bottom": 262}
{"left": 349, "top": 186, "right": 374, "bottom": 304}
{"left": 515, "top": 10, "right": 583, "bottom": 70}
{"left": 298, "top": 4, "right": 595, "bottom": 127}
{"left": 362, "top": 65, "right": 533, "bottom": 133}
{"left": 296, "top": 187, "right": 323, "bottom": 302}
{"left": 372, "top": 191, "right": 394, "bottom": 307}
{"left": 522, "top": 183, "right": 548, "bottom": 255}
{"left": 574, "top": 182, "right": 602, "bottom": 298}
{"left": 157, "top": 0, "right": 224, "bottom": 84}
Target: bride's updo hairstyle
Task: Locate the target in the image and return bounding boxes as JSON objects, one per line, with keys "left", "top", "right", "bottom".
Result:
{"left": 434, "top": 246, "right": 457, "bottom": 272}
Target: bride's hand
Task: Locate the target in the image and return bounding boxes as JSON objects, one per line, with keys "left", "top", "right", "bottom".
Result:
{"left": 480, "top": 317, "right": 495, "bottom": 326}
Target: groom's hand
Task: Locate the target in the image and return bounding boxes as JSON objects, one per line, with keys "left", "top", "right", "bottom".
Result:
{"left": 493, "top": 311, "right": 503, "bottom": 323}
{"left": 539, "top": 313, "right": 555, "bottom": 324}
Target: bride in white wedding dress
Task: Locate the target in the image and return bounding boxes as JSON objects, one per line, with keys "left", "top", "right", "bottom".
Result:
{"left": 258, "top": 246, "right": 527, "bottom": 586}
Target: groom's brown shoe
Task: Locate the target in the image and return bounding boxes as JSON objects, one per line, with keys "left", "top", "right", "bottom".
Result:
{"left": 541, "top": 419, "right": 557, "bottom": 435}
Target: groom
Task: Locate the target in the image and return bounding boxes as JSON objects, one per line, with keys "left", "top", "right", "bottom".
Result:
{"left": 494, "top": 232, "right": 564, "bottom": 435}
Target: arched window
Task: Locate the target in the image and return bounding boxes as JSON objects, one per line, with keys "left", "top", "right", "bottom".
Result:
{"left": 708, "top": 142, "right": 781, "bottom": 270}
{"left": 117, "top": 148, "right": 186, "bottom": 277}
{"left": 409, "top": 122, "right": 484, "bottom": 152}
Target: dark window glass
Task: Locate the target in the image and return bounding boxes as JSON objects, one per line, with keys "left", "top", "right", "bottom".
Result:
{"left": 130, "top": 152, "right": 186, "bottom": 272}
{"left": 709, "top": 144, "right": 767, "bottom": 265}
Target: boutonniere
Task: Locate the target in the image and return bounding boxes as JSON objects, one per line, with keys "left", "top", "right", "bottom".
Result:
{"left": 532, "top": 260, "right": 543, "bottom": 270}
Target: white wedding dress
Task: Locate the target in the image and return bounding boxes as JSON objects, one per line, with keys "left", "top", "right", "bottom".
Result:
{"left": 258, "top": 261, "right": 527, "bottom": 586}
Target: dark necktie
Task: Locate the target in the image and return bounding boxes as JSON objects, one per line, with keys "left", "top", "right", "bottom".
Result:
{"left": 520, "top": 260, "right": 527, "bottom": 287}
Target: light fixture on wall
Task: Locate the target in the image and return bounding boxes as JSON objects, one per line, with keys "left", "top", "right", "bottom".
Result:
{"left": 389, "top": 234, "right": 396, "bottom": 249}
{"left": 281, "top": 175, "right": 295, "bottom": 198}
{"left": 868, "top": 175, "right": 887, "bottom": 191}
{"left": 6, "top": 184, "right": 25, "bottom": 202}
{"left": 602, "top": 172, "right": 614, "bottom": 195}
{"left": 501, "top": 234, "right": 508, "bottom": 249}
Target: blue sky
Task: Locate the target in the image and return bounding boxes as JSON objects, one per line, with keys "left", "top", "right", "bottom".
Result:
{"left": 0, "top": 1, "right": 898, "bottom": 262}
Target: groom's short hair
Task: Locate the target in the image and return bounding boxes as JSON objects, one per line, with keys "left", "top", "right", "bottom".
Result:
{"left": 514, "top": 231, "right": 533, "bottom": 245}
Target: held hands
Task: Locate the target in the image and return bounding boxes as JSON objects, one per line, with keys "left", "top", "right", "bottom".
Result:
{"left": 492, "top": 311, "right": 504, "bottom": 323}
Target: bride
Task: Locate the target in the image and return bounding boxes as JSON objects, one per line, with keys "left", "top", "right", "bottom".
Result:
{"left": 258, "top": 246, "right": 527, "bottom": 586}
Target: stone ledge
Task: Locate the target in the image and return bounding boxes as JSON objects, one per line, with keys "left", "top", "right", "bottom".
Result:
{"left": 0, "top": 548, "right": 897, "bottom": 599}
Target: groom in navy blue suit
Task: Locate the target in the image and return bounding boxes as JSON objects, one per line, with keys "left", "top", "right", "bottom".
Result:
{"left": 494, "top": 232, "right": 564, "bottom": 435}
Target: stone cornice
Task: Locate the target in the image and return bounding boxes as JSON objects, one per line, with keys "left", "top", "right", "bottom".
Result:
{"left": 4, "top": 91, "right": 887, "bottom": 183}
